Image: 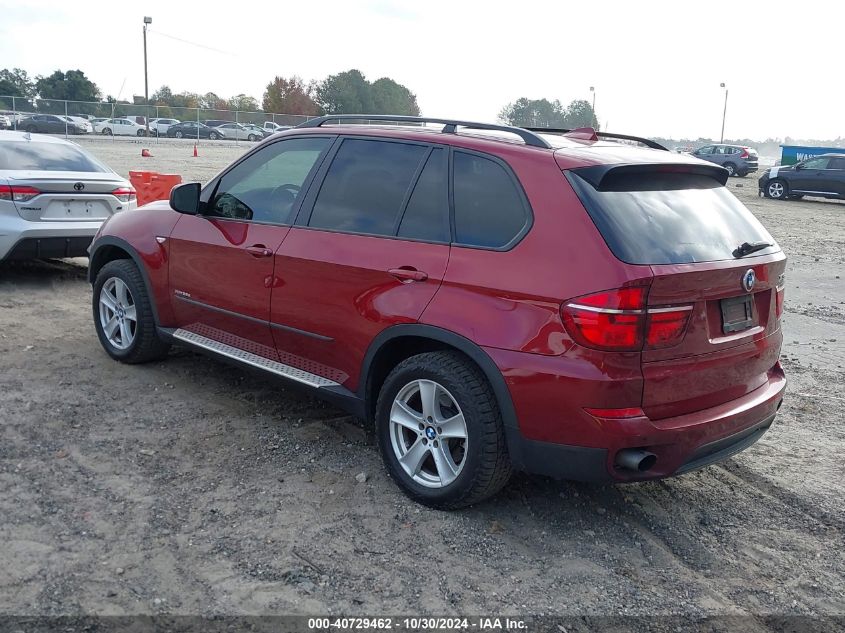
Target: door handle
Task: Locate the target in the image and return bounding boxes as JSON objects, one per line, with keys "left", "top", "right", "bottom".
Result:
{"left": 245, "top": 244, "right": 273, "bottom": 258}
{"left": 388, "top": 267, "right": 428, "bottom": 282}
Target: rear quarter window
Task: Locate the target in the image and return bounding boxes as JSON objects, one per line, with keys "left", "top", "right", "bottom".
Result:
{"left": 566, "top": 171, "right": 778, "bottom": 264}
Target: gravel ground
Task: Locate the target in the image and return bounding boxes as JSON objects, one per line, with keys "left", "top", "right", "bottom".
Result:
{"left": 0, "top": 138, "right": 843, "bottom": 628}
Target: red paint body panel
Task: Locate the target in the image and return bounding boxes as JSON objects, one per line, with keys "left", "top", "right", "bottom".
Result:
{"left": 168, "top": 215, "right": 289, "bottom": 358}
{"left": 270, "top": 227, "right": 449, "bottom": 390}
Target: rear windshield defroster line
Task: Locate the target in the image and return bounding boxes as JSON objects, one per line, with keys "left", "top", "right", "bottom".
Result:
{"left": 565, "top": 170, "right": 779, "bottom": 265}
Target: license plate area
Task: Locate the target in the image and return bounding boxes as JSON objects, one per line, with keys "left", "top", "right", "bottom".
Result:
{"left": 721, "top": 295, "right": 755, "bottom": 333}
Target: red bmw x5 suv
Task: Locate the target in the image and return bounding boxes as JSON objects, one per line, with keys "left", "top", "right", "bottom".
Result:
{"left": 88, "top": 115, "right": 786, "bottom": 508}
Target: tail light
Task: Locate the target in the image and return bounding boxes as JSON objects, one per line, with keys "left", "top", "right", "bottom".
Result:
{"left": 776, "top": 285, "right": 785, "bottom": 318}
{"left": 0, "top": 185, "right": 41, "bottom": 202}
{"left": 561, "top": 287, "right": 692, "bottom": 351}
{"left": 111, "top": 187, "right": 137, "bottom": 203}
{"left": 740, "top": 148, "right": 750, "bottom": 159}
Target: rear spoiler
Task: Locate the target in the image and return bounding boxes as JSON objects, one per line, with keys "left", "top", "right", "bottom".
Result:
{"left": 571, "top": 163, "right": 730, "bottom": 190}
{"left": 524, "top": 126, "right": 669, "bottom": 151}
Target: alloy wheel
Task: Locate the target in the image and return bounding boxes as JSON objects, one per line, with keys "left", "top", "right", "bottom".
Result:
{"left": 389, "top": 379, "right": 468, "bottom": 488}
{"left": 99, "top": 277, "right": 137, "bottom": 350}
{"left": 768, "top": 181, "right": 785, "bottom": 198}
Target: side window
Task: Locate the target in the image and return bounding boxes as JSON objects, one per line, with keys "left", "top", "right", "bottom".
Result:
{"left": 829, "top": 158, "right": 845, "bottom": 170}
{"left": 208, "top": 137, "right": 330, "bottom": 224}
{"left": 453, "top": 151, "right": 528, "bottom": 248}
{"left": 697, "top": 146, "right": 713, "bottom": 155}
{"left": 397, "top": 148, "right": 449, "bottom": 242}
{"left": 802, "top": 157, "right": 829, "bottom": 170}
{"left": 308, "top": 139, "right": 427, "bottom": 236}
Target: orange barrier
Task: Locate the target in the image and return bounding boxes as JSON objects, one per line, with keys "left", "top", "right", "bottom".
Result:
{"left": 129, "top": 171, "right": 182, "bottom": 207}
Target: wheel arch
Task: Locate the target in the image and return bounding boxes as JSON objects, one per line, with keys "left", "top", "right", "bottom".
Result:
{"left": 360, "top": 325, "right": 518, "bottom": 433}
{"left": 88, "top": 236, "right": 160, "bottom": 326}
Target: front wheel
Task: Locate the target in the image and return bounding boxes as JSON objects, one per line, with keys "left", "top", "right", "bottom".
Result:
{"left": 101, "top": 128, "right": 112, "bottom": 136}
{"left": 136, "top": 129, "right": 145, "bottom": 137}
{"left": 93, "top": 259, "right": 170, "bottom": 364}
{"left": 248, "top": 134, "right": 258, "bottom": 141}
{"left": 376, "top": 351, "right": 511, "bottom": 509}
{"left": 174, "top": 131, "right": 183, "bottom": 138}
{"left": 767, "top": 179, "right": 788, "bottom": 200}
{"left": 209, "top": 132, "right": 220, "bottom": 140}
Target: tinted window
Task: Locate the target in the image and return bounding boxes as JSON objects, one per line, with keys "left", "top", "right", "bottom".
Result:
{"left": 453, "top": 151, "right": 527, "bottom": 248}
{"left": 208, "top": 137, "right": 329, "bottom": 224}
{"left": 828, "top": 158, "right": 845, "bottom": 170}
{"left": 697, "top": 146, "right": 713, "bottom": 155}
{"left": 309, "top": 139, "right": 427, "bottom": 235}
{"left": 0, "top": 141, "right": 109, "bottom": 172}
{"left": 397, "top": 148, "right": 448, "bottom": 242}
{"left": 567, "top": 171, "right": 778, "bottom": 264}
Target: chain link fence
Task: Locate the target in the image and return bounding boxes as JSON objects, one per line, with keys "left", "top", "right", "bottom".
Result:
{"left": 0, "top": 96, "right": 315, "bottom": 143}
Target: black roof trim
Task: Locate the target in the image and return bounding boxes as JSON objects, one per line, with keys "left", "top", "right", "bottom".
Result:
{"left": 523, "top": 127, "right": 668, "bottom": 151}
{"left": 297, "top": 115, "right": 553, "bottom": 149}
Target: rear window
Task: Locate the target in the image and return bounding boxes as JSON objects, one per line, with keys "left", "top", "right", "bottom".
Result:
{"left": 0, "top": 141, "right": 109, "bottom": 172}
{"left": 566, "top": 171, "right": 778, "bottom": 264}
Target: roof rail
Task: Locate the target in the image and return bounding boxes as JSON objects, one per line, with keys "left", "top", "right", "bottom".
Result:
{"left": 297, "top": 115, "right": 553, "bottom": 149}
{"left": 523, "top": 127, "right": 668, "bottom": 151}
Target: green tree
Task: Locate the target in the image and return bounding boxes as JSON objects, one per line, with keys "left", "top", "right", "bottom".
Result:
{"left": 228, "top": 93, "right": 259, "bottom": 113}
{"left": 262, "top": 76, "right": 319, "bottom": 115}
{"left": 35, "top": 69, "right": 101, "bottom": 103}
{"left": 499, "top": 97, "right": 598, "bottom": 129}
{"left": 0, "top": 68, "right": 36, "bottom": 108}
{"left": 370, "top": 77, "right": 420, "bottom": 115}
{"left": 315, "top": 69, "right": 373, "bottom": 115}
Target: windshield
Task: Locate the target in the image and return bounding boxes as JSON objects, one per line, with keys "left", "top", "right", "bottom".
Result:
{"left": 566, "top": 171, "right": 779, "bottom": 264}
{"left": 0, "top": 141, "right": 110, "bottom": 172}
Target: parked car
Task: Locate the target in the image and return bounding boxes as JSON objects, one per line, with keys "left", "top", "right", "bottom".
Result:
{"left": 758, "top": 153, "right": 845, "bottom": 201}
{"left": 94, "top": 118, "right": 148, "bottom": 137}
{"left": 691, "top": 143, "right": 759, "bottom": 177}
{"left": 17, "top": 114, "right": 85, "bottom": 135}
{"left": 63, "top": 116, "right": 93, "bottom": 134}
{"left": 87, "top": 115, "right": 786, "bottom": 509}
{"left": 0, "top": 130, "right": 137, "bottom": 262}
{"left": 202, "top": 119, "right": 229, "bottom": 128}
{"left": 90, "top": 117, "right": 108, "bottom": 126}
{"left": 263, "top": 121, "right": 292, "bottom": 134}
{"left": 0, "top": 115, "right": 10, "bottom": 130}
{"left": 216, "top": 122, "right": 263, "bottom": 141}
{"left": 165, "top": 121, "right": 222, "bottom": 140}
{"left": 242, "top": 123, "right": 271, "bottom": 139}
{"left": 149, "top": 118, "right": 180, "bottom": 136}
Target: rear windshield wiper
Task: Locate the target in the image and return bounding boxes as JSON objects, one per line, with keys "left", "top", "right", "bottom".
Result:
{"left": 733, "top": 241, "right": 773, "bottom": 258}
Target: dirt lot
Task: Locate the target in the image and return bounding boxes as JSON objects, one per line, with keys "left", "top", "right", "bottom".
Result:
{"left": 1, "top": 138, "right": 843, "bottom": 627}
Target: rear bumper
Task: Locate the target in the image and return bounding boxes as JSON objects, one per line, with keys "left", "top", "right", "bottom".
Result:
{"left": 502, "top": 359, "right": 786, "bottom": 482}
{"left": 0, "top": 217, "right": 103, "bottom": 261}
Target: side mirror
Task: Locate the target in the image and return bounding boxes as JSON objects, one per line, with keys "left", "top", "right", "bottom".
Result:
{"left": 170, "top": 182, "right": 201, "bottom": 215}
{"left": 794, "top": 163, "right": 804, "bottom": 170}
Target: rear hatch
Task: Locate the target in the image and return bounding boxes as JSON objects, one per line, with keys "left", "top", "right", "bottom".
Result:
{"left": 565, "top": 162, "right": 785, "bottom": 420}
{"left": 5, "top": 171, "right": 131, "bottom": 221}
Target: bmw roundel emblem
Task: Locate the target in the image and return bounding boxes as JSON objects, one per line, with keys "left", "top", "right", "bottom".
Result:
{"left": 742, "top": 269, "right": 756, "bottom": 293}
{"left": 425, "top": 427, "right": 437, "bottom": 440}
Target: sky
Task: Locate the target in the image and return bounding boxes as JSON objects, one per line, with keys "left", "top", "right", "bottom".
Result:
{"left": 0, "top": 0, "right": 842, "bottom": 141}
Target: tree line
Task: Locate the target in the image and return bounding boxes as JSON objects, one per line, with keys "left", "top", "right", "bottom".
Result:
{"left": 499, "top": 97, "right": 599, "bottom": 129}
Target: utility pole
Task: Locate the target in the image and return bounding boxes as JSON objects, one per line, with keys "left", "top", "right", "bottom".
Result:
{"left": 143, "top": 16, "right": 152, "bottom": 138}
{"left": 720, "top": 82, "right": 728, "bottom": 143}
{"left": 589, "top": 86, "right": 596, "bottom": 127}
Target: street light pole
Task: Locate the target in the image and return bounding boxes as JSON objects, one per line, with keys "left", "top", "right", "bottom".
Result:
{"left": 589, "top": 86, "right": 596, "bottom": 127}
{"left": 143, "top": 16, "right": 152, "bottom": 138}
{"left": 720, "top": 82, "right": 728, "bottom": 143}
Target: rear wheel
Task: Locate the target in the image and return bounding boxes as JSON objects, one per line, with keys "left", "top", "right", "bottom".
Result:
{"left": 376, "top": 351, "right": 511, "bottom": 509}
{"left": 209, "top": 132, "right": 220, "bottom": 140}
{"left": 723, "top": 162, "right": 737, "bottom": 177}
{"left": 102, "top": 128, "right": 112, "bottom": 136}
{"left": 767, "top": 179, "right": 788, "bottom": 200}
{"left": 248, "top": 134, "right": 258, "bottom": 141}
{"left": 136, "top": 129, "right": 145, "bottom": 137}
{"left": 174, "top": 131, "right": 183, "bottom": 138}
{"left": 93, "top": 260, "right": 170, "bottom": 364}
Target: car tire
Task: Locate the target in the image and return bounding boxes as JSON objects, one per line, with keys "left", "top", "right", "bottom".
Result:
{"left": 175, "top": 131, "right": 183, "bottom": 138}
{"left": 248, "top": 134, "right": 258, "bottom": 141}
{"left": 375, "top": 351, "right": 512, "bottom": 509}
{"left": 767, "top": 178, "right": 788, "bottom": 200}
{"left": 137, "top": 129, "right": 145, "bottom": 137}
{"left": 102, "top": 128, "right": 112, "bottom": 136}
{"left": 209, "top": 132, "right": 220, "bottom": 140}
{"left": 723, "top": 162, "right": 737, "bottom": 177}
{"left": 788, "top": 194, "right": 804, "bottom": 200}
{"left": 93, "top": 259, "right": 170, "bottom": 364}
{"left": 737, "top": 170, "right": 748, "bottom": 177}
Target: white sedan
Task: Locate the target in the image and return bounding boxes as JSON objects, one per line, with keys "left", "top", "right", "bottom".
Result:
{"left": 149, "top": 118, "right": 179, "bottom": 136}
{"left": 215, "top": 122, "right": 263, "bottom": 141}
{"left": 94, "top": 118, "right": 148, "bottom": 137}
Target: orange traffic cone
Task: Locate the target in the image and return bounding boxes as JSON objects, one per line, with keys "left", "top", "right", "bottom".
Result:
{"left": 193, "top": 144, "right": 198, "bottom": 157}
{"left": 141, "top": 148, "right": 152, "bottom": 157}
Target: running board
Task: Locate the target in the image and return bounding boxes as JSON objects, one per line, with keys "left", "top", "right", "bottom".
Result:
{"left": 172, "top": 328, "right": 341, "bottom": 389}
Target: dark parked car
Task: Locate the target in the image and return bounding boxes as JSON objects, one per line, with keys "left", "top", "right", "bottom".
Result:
{"left": 691, "top": 143, "right": 759, "bottom": 177}
{"left": 87, "top": 115, "right": 786, "bottom": 509}
{"left": 166, "top": 121, "right": 222, "bottom": 140}
{"left": 758, "top": 153, "right": 845, "bottom": 201}
{"left": 17, "top": 114, "right": 85, "bottom": 135}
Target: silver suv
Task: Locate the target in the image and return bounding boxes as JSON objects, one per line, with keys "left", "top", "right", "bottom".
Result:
{"left": 691, "top": 144, "right": 759, "bottom": 177}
